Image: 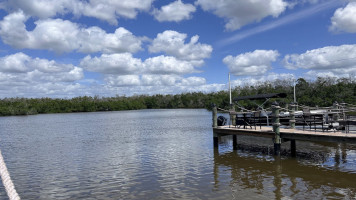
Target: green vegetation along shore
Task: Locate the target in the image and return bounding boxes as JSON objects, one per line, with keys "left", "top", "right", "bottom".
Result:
{"left": 0, "top": 77, "right": 355, "bottom": 116}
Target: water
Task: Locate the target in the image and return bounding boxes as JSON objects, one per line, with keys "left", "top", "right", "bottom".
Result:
{"left": 0, "top": 109, "right": 356, "bottom": 199}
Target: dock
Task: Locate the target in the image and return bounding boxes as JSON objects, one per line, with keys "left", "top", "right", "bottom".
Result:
{"left": 214, "top": 126, "right": 356, "bottom": 144}
{"left": 212, "top": 100, "right": 356, "bottom": 156}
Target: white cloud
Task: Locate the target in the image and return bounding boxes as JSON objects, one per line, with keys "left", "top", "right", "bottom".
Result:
{"left": 80, "top": 53, "right": 200, "bottom": 75}
{"left": 153, "top": 0, "right": 196, "bottom": 22}
{"left": 195, "top": 0, "right": 288, "bottom": 31}
{"left": 0, "top": 52, "right": 83, "bottom": 82}
{"left": 304, "top": 70, "right": 338, "bottom": 79}
{"left": 180, "top": 76, "right": 206, "bottom": 86}
{"left": 144, "top": 55, "right": 197, "bottom": 75}
{"left": 78, "top": 27, "right": 143, "bottom": 54}
{"left": 105, "top": 74, "right": 207, "bottom": 87}
{"left": 2, "top": 0, "right": 154, "bottom": 25}
{"left": 303, "top": 70, "right": 355, "bottom": 79}
{"left": 223, "top": 50, "right": 279, "bottom": 76}
{"left": 141, "top": 75, "right": 181, "bottom": 86}
{"left": 75, "top": 0, "right": 154, "bottom": 25}
{"left": 231, "top": 73, "right": 295, "bottom": 87}
{"left": 0, "top": 10, "right": 30, "bottom": 49}
{"left": 0, "top": 52, "right": 84, "bottom": 97}
{"left": 217, "top": 0, "right": 341, "bottom": 46}
{"left": 104, "top": 74, "right": 217, "bottom": 94}
{"left": 329, "top": 2, "right": 356, "bottom": 33}
{"left": 80, "top": 53, "right": 143, "bottom": 75}
{"left": 149, "top": 30, "right": 212, "bottom": 64}
{"left": 3, "top": 0, "right": 72, "bottom": 18}
{"left": 0, "top": 11, "right": 143, "bottom": 53}
{"left": 283, "top": 44, "right": 356, "bottom": 76}
{"left": 105, "top": 75, "right": 141, "bottom": 87}
{"left": 0, "top": 52, "right": 30, "bottom": 73}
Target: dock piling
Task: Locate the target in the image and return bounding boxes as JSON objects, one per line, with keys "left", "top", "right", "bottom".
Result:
{"left": 233, "top": 135, "right": 237, "bottom": 150}
{"left": 230, "top": 104, "right": 236, "bottom": 127}
{"left": 212, "top": 104, "right": 217, "bottom": 128}
{"left": 212, "top": 104, "right": 219, "bottom": 147}
{"left": 290, "top": 140, "right": 296, "bottom": 157}
{"left": 272, "top": 101, "right": 281, "bottom": 156}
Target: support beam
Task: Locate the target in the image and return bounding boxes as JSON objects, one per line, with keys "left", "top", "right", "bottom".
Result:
{"left": 213, "top": 135, "right": 219, "bottom": 148}
{"left": 272, "top": 102, "right": 281, "bottom": 156}
{"left": 213, "top": 104, "right": 219, "bottom": 148}
{"left": 291, "top": 140, "right": 296, "bottom": 157}
{"left": 233, "top": 135, "right": 237, "bottom": 150}
{"left": 230, "top": 104, "right": 236, "bottom": 127}
{"left": 212, "top": 105, "right": 217, "bottom": 128}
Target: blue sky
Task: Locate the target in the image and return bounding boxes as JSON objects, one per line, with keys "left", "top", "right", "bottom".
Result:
{"left": 0, "top": 0, "right": 355, "bottom": 98}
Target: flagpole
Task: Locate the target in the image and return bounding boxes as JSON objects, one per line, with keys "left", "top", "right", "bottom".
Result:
{"left": 229, "top": 72, "right": 232, "bottom": 105}
{"left": 293, "top": 79, "right": 296, "bottom": 103}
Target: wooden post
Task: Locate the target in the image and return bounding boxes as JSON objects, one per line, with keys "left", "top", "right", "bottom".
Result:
{"left": 230, "top": 104, "right": 236, "bottom": 127}
{"left": 272, "top": 101, "right": 281, "bottom": 156}
{"left": 233, "top": 135, "right": 237, "bottom": 150}
{"left": 213, "top": 135, "right": 219, "bottom": 148}
{"left": 212, "top": 104, "right": 219, "bottom": 148}
{"left": 212, "top": 105, "right": 217, "bottom": 128}
{"left": 289, "top": 102, "right": 296, "bottom": 129}
{"left": 290, "top": 139, "right": 296, "bottom": 157}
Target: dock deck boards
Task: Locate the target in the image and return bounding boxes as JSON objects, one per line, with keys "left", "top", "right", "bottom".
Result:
{"left": 213, "top": 126, "right": 356, "bottom": 143}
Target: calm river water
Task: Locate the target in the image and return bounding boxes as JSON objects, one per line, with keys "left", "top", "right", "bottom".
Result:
{"left": 0, "top": 109, "right": 356, "bottom": 199}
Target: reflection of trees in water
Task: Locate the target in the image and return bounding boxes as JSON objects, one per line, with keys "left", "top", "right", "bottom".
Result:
{"left": 213, "top": 142, "right": 356, "bottom": 199}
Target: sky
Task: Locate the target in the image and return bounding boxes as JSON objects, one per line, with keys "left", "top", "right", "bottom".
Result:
{"left": 0, "top": 0, "right": 355, "bottom": 98}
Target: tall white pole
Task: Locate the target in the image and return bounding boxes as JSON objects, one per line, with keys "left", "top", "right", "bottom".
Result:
{"left": 293, "top": 79, "right": 296, "bottom": 103}
{"left": 229, "top": 73, "right": 232, "bottom": 105}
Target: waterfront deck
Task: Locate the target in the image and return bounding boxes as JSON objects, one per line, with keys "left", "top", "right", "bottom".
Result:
{"left": 213, "top": 126, "right": 356, "bottom": 143}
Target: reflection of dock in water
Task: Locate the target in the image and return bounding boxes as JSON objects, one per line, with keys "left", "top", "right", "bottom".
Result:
{"left": 213, "top": 148, "right": 356, "bottom": 199}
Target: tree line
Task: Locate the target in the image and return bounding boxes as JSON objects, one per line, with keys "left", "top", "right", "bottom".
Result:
{"left": 0, "top": 77, "right": 354, "bottom": 116}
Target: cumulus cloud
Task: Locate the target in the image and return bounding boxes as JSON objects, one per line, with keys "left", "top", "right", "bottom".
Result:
{"left": 195, "top": 0, "right": 288, "bottom": 31}
{"left": 2, "top": 0, "right": 154, "bottom": 25}
{"left": 2, "top": 0, "right": 72, "bottom": 18}
{"left": 231, "top": 73, "right": 295, "bottom": 87}
{"left": 329, "top": 2, "right": 356, "bottom": 33}
{"left": 303, "top": 70, "right": 355, "bottom": 79}
{"left": 283, "top": 44, "right": 356, "bottom": 76}
{"left": 180, "top": 76, "right": 206, "bottom": 86}
{"left": 149, "top": 30, "right": 212, "bottom": 65}
{"left": 0, "top": 52, "right": 84, "bottom": 97}
{"left": 141, "top": 75, "right": 181, "bottom": 86}
{"left": 80, "top": 53, "right": 143, "bottom": 75}
{"left": 223, "top": 50, "right": 279, "bottom": 76}
{"left": 80, "top": 53, "right": 200, "bottom": 75}
{"left": 153, "top": 0, "right": 196, "bottom": 22}
{"left": 105, "top": 74, "right": 207, "bottom": 88}
{"left": 105, "top": 75, "right": 141, "bottom": 87}
{"left": 79, "top": 50, "right": 214, "bottom": 93}
{"left": 0, "top": 11, "right": 143, "bottom": 53}
{"left": 0, "top": 10, "right": 30, "bottom": 49}
{"left": 0, "top": 53, "right": 83, "bottom": 81}
{"left": 217, "top": 0, "right": 340, "bottom": 46}
{"left": 144, "top": 55, "right": 197, "bottom": 75}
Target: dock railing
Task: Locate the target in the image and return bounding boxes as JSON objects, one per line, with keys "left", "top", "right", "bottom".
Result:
{"left": 216, "top": 102, "right": 356, "bottom": 134}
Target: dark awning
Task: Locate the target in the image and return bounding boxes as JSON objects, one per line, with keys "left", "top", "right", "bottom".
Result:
{"left": 233, "top": 93, "right": 287, "bottom": 101}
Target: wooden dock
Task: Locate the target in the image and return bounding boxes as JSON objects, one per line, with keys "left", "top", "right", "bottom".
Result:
{"left": 211, "top": 103, "right": 356, "bottom": 156}
{"left": 214, "top": 126, "right": 356, "bottom": 144}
